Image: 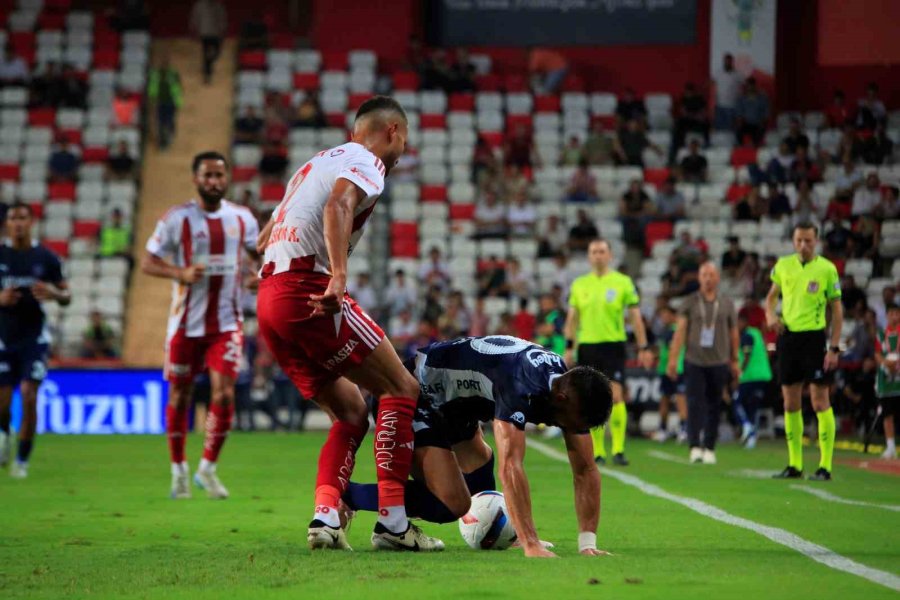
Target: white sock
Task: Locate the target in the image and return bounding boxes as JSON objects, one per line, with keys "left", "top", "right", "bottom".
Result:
{"left": 198, "top": 458, "right": 215, "bottom": 473}
{"left": 171, "top": 462, "right": 183, "bottom": 476}
{"left": 313, "top": 505, "right": 340, "bottom": 528}
{"left": 887, "top": 438, "right": 896, "bottom": 453}
{"left": 378, "top": 506, "right": 409, "bottom": 533}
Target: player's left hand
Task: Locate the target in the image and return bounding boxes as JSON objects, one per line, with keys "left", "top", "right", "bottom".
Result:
{"left": 637, "top": 349, "right": 654, "bottom": 370}
{"left": 579, "top": 548, "right": 613, "bottom": 557}
{"left": 31, "top": 281, "right": 58, "bottom": 301}
{"left": 823, "top": 350, "right": 839, "bottom": 371}
{"left": 309, "top": 275, "right": 345, "bottom": 317}
{"left": 730, "top": 360, "right": 742, "bottom": 380}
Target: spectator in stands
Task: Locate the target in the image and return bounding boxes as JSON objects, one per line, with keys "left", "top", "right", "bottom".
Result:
{"left": 263, "top": 93, "right": 289, "bottom": 145}
{"left": 835, "top": 155, "right": 864, "bottom": 199}
{"left": 559, "top": 135, "right": 584, "bottom": 166}
{"left": 383, "top": 269, "right": 417, "bottom": 318}
{"left": 472, "top": 135, "right": 498, "bottom": 185}
{"left": 614, "top": 119, "right": 662, "bottom": 167}
{"left": 672, "top": 82, "right": 709, "bottom": 162}
{"left": 469, "top": 297, "right": 490, "bottom": 337}
{"left": 789, "top": 146, "right": 822, "bottom": 184}
{"left": 504, "top": 124, "right": 538, "bottom": 169}
{"left": 535, "top": 293, "right": 566, "bottom": 353}
{"left": 861, "top": 123, "right": 894, "bottom": 165}
{"left": 421, "top": 285, "right": 444, "bottom": 325}
{"left": 583, "top": 122, "right": 615, "bottom": 166}
{"left": 511, "top": 298, "right": 536, "bottom": 340}
{"left": 504, "top": 257, "right": 532, "bottom": 301}
{"left": 856, "top": 82, "right": 887, "bottom": 130}
{"left": 421, "top": 48, "right": 453, "bottom": 93}
{"left": 790, "top": 178, "right": 826, "bottom": 224}
{"left": 405, "top": 320, "right": 437, "bottom": 360}
{"left": 388, "top": 308, "right": 417, "bottom": 353}
{"left": 500, "top": 164, "right": 529, "bottom": 200}
{"left": 258, "top": 142, "right": 288, "bottom": 182}
{"left": 852, "top": 172, "right": 882, "bottom": 217}
{"left": 835, "top": 124, "right": 864, "bottom": 163}
{"left": 437, "top": 291, "right": 471, "bottom": 337}
{"left": 507, "top": 189, "right": 537, "bottom": 237}
{"left": 29, "top": 62, "right": 61, "bottom": 106}
{"left": 106, "top": 140, "right": 136, "bottom": 180}
{"left": 0, "top": 45, "right": 29, "bottom": 87}
{"left": 783, "top": 117, "right": 810, "bottom": 153}
{"left": 48, "top": 135, "right": 80, "bottom": 182}
{"left": 390, "top": 145, "right": 419, "bottom": 183}
{"left": 450, "top": 48, "right": 476, "bottom": 93}
{"left": 739, "top": 295, "right": 767, "bottom": 332}
{"left": 528, "top": 47, "right": 568, "bottom": 94}
{"left": 737, "top": 253, "right": 763, "bottom": 298}
{"left": 234, "top": 106, "right": 264, "bottom": 144}
{"left": 112, "top": 88, "right": 139, "bottom": 127}
{"left": 493, "top": 312, "right": 515, "bottom": 336}
{"left": 567, "top": 209, "right": 599, "bottom": 252}
{"left": 825, "top": 89, "right": 853, "bottom": 128}
{"left": 734, "top": 77, "right": 769, "bottom": 146}
{"left": 619, "top": 179, "right": 654, "bottom": 248}
{"left": 615, "top": 88, "right": 647, "bottom": 126}
{"left": 845, "top": 309, "right": 877, "bottom": 361}
{"left": 873, "top": 286, "right": 897, "bottom": 329}
{"left": 537, "top": 214, "right": 567, "bottom": 258}
{"left": 563, "top": 158, "right": 599, "bottom": 203}
{"left": 823, "top": 215, "right": 853, "bottom": 257}
{"left": 876, "top": 186, "right": 900, "bottom": 220}
{"left": 148, "top": 56, "right": 183, "bottom": 149}
{"left": 110, "top": 0, "right": 150, "bottom": 31}
{"left": 59, "top": 65, "right": 87, "bottom": 109}
{"left": 654, "top": 176, "right": 686, "bottom": 220}
{"left": 478, "top": 255, "right": 507, "bottom": 298}
{"left": 852, "top": 214, "right": 880, "bottom": 258}
{"left": 473, "top": 191, "right": 508, "bottom": 239}
{"left": 98, "top": 208, "right": 132, "bottom": 261}
{"left": 734, "top": 186, "right": 767, "bottom": 221}
{"left": 752, "top": 141, "right": 793, "bottom": 185}
{"left": 842, "top": 275, "right": 868, "bottom": 316}
{"left": 405, "top": 34, "right": 427, "bottom": 73}
{"left": 418, "top": 246, "right": 451, "bottom": 291}
{"left": 190, "top": 0, "right": 227, "bottom": 84}
{"left": 721, "top": 236, "right": 747, "bottom": 279}
{"left": 678, "top": 138, "right": 708, "bottom": 183}
{"left": 80, "top": 311, "right": 118, "bottom": 359}
{"left": 713, "top": 53, "right": 742, "bottom": 130}
{"left": 826, "top": 191, "right": 853, "bottom": 222}
{"left": 237, "top": 189, "right": 259, "bottom": 220}
{"left": 551, "top": 255, "right": 577, "bottom": 294}
{"left": 672, "top": 231, "right": 704, "bottom": 272}
{"left": 767, "top": 184, "right": 792, "bottom": 219}
{"left": 292, "top": 92, "right": 327, "bottom": 128}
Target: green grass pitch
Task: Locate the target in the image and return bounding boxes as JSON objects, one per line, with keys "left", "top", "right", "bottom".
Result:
{"left": 1, "top": 433, "right": 897, "bottom": 599}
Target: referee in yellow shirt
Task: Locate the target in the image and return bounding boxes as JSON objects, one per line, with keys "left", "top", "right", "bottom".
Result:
{"left": 564, "top": 239, "right": 653, "bottom": 466}
{"left": 766, "top": 222, "right": 843, "bottom": 481}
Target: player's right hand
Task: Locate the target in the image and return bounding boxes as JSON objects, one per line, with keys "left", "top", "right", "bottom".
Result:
{"left": 765, "top": 312, "right": 783, "bottom": 333}
{"left": 0, "top": 288, "right": 22, "bottom": 307}
{"left": 179, "top": 264, "right": 206, "bottom": 284}
{"left": 309, "top": 275, "right": 345, "bottom": 317}
{"left": 665, "top": 360, "right": 678, "bottom": 380}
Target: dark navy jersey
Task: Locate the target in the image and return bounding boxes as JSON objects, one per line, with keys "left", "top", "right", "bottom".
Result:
{"left": 0, "top": 241, "right": 64, "bottom": 343}
{"left": 412, "top": 335, "right": 568, "bottom": 430}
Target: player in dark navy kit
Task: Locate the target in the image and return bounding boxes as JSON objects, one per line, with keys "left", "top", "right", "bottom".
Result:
{"left": 344, "top": 335, "right": 613, "bottom": 557}
{"left": 0, "top": 203, "right": 70, "bottom": 478}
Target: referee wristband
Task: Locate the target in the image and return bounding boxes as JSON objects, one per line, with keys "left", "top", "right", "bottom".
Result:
{"left": 566, "top": 339, "right": 575, "bottom": 350}
{"left": 578, "top": 531, "right": 597, "bottom": 551}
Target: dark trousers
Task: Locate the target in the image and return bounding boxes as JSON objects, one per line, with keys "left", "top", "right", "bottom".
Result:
{"left": 201, "top": 36, "right": 222, "bottom": 80}
{"left": 685, "top": 363, "right": 730, "bottom": 450}
{"left": 157, "top": 103, "right": 176, "bottom": 148}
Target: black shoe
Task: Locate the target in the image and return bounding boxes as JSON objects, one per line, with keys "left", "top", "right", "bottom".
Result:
{"left": 594, "top": 455, "right": 606, "bottom": 466}
{"left": 612, "top": 453, "right": 629, "bottom": 466}
{"left": 807, "top": 467, "right": 831, "bottom": 481}
{"left": 772, "top": 466, "right": 803, "bottom": 479}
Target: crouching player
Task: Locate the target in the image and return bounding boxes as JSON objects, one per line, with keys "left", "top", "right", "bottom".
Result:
{"left": 344, "top": 335, "right": 613, "bottom": 557}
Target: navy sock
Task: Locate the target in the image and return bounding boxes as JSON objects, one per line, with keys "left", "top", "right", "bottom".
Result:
{"left": 0, "top": 410, "right": 9, "bottom": 434}
{"left": 732, "top": 392, "right": 750, "bottom": 427}
{"left": 17, "top": 438, "right": 33, "bottom": 463}
{"left": 344, "top": 481, "right": 379, "bottom": 512}
{"left": 463, "top": 453, "right": 496, "bottom": 494}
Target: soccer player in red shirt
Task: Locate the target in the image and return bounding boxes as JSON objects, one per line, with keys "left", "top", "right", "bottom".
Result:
{"left": 256, "top": 96, "right": 442, "bottom": 551}
{"left": 142, "top": 151, "right": 259, "bottom": 500}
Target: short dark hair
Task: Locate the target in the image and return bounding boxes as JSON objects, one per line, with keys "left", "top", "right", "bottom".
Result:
{"left": 355, "top": 95, "right": 407, "bottom": 123}
{"left": 8, "top": 201, "right": 32, "bottom": 216}
{"left": 192, "top": 151, "right": 228, "bottom": 173}
{"left": 589, "top": 238, "right": 611, "bottom": 251}
{"left": 887, "top": 303, "right": 900, "bottom": 312}
{"left": 560, "top": 366, "right": 613, "bottom": 429}
{"left": 792, "top": 221, "right": 818, "bottom": 237}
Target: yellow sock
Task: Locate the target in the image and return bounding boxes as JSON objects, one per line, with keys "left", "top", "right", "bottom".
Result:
{"left": 817, "top": 407, "right": 835, "bottom": 472}
{"left": 590, "top": 425, "right": 606, "bottom": 459}
{"left": 610, "top": 402, "right": 627, "bottom": 455}
{"left": 785, "top": 410, "right": 804, "bottom": 472}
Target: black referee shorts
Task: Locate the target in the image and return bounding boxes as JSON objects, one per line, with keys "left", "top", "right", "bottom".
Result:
{"left": 578, "top": 342, "right": 626, "bottom": 384}
{"left": 777, "top": 329, "right": 831, "bottom": 385}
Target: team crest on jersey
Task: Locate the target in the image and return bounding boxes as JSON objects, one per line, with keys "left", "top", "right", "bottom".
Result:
{"left": 606, "top": 289, "right": 617, "bottom": 302}
{"left": 807, "top": 281, "right": 819, "bottom": 293}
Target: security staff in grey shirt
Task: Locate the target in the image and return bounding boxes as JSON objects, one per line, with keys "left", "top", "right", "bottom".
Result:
{"left": 667, "top": 262, "right": 740, "bottom": 465}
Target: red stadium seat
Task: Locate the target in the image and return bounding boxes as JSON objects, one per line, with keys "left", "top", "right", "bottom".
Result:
{"left": 93, "top": 30, "right": 121, "bottom": 50}
{"left": 321, "top": 51, "right": 348, "bottom": 71}
{"left": 420, "top": 114, "right": 446, "bottom": 129}
{"left": 231, "top": 166, "right": 258, "bottom": 183}
{"left": 448, "top": 93, "right": 475, "bottom": 111}
{"left": 0, "top": 164, "right": 20, "bottom": 181}
{"left": 506, "top": 114, "right": 532, "bottom": 131}
{"left": 390, "top": 221, "right": 418, "bottom": 240}
{"left": 393, "top": 71, "right": 419, "bottom": 91}
{"left": 28, "top": 108, "right": 56, "bottom": 127}
{"left": 93, "top": 48, "right": 119, "bottom": 69}
{"left": 348, "top": 93, "right": 370, "bottom": 110}
{"left": 261, "top": 182, "right": 286, "bottom": 201}
{"left": 534, "top": 95, "right": 561, "bottom": 112}
{"left": 562, "top": 74, "right": 585, "bottom": 92}
{"left": 44, "top": 0, "right": 72, "bottom": 9}
{"left": 726, "top": 183, "right": 751, "bottom": 203}
{"left": 269, "top": 33, "right": 295, "bottom": 49}
{"left": 591, "top": 115, "right": 617, "bottom": 129}
{"left": 38, "top": 12, "right": 66, "bottom": 30}
{"left": 449, "top": 204, "right": 475, "bottom": 220}
{"left": 480, "top": 131, "right": 504, "bottom": 147}
{"left": 73, "top": 220, "right": 101, "bottom": 238}
{"left": 730, "top": 146, "right": 758, "bottom": 167}
{"left": 58, "top": 128, "right": 82, "bottom": 146}
{"left": 643, "top": 168, "right": 671, "bottom": 187}
{"left": 44, "top": 239, "right": 69, "bottom": 258}
{"left": 390, "top": 238, "right": 418, "bottom": 258}
{"left": 475, "top": 74, "right": 501, "bottom": 91}
{"left": 49, "top": 182, "right": 76, "bottom": 201}
{"left": 325, "top": 112, "right": 345, "bottom": 127}
{"left": 421, "top": 185, "right": 447, "bottom": 202}
{"left": 82, "top": 147, "right": 109, "bottom": 163}
{"left": 239, "top": 50, "right": 267, "bottom": 70}
{"left": 645, "top": 221, "right": 674, "bottom": 256}
{"left": 293, "top": 73, "right": 319, "bottom": 90}
{"left": 28, "top": 202, "right": 43, "bottom": 219}
{"left": 504, "top": 74, "right": 529, "bottom": 92}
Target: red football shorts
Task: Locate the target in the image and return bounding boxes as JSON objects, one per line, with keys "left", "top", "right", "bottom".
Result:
{"left": 256, "top": 272, "right": 384, "bottom": 399}
{"left": 164, "top": 328, "right": 244, "bottom": 384}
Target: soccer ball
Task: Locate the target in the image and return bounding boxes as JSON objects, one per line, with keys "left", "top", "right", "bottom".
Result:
{"left": 458, "top": 491, "right": 517, "bottom": 550}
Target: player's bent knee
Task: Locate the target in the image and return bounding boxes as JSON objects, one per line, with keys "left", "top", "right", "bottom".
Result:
{"left": 445, "top": 489, "right": 472, "bottom": 519}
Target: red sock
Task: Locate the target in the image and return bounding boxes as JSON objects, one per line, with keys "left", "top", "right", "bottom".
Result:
{"left": 374, "top": 396, "right": 415, "bottom": 509}
{"left": 314, "top": 421, "right": 368, "bottom": 508}
{"left": 166, "top": 404, "right": 189, "bottom": 464}
{"left": 202, "top": 403, "right": 234, "bottom": 463}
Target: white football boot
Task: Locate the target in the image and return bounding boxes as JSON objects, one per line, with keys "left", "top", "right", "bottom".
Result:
{"left": 194, "top": 463, "right": 229, "bottom": 499}
{"left": 702, "top": 449, "right": 717, "bottom": 465}
{"left": 307, "top": 520, "right": 353, "bottom": 551}
{"left": 689, "top": 447, "right": 703, "bottom": 463}
{"left": 10, "top": 460, "right": 28, "bottom": 479}
{"left": 371, "top": 521, "right": 445, "bottom": 552}
{"left": 170, "top": 463, "right": 192, "bottom": 499}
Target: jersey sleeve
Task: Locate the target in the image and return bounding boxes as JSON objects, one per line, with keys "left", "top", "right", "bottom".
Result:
{"left": 45, "top": 251, "right": 64, "bottom": 284}
{"left": 624, "top": 276, "right": 640, "bottom": 306}
{"left": 740, "top": 331, "right": 753, "bottom": 353}
{"left": 338, "top": 151, "right": 385, "bottom": 200}
{"left": 145, "top": 213, "right": 178, "bottom": 258}
{"left": 241, "top": 210, "right": 260, "bottom": 253}
{"left": 567, "top": 278, "right": 581, "bottom": 312}
{"left": 770, "top": 259, "right": 782, "bottom": 287}
{"left": 825, "top": 263, "right": 841, "bottom": 301}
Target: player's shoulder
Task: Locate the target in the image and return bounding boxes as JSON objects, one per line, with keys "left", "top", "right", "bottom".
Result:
{"left": 816, "top": 255, "right": 838, "bottom": 273}
{"left": 610, "top": 269, "right": 635, "bottom": 286}
{"left": 571, "top": 272, "right": 593, "bottom": 287}
{"left": 221, "top": 200, "right": 256, "bottom": 220}
{"left": 159, "top": 200, "right": 195, "bottom": 223}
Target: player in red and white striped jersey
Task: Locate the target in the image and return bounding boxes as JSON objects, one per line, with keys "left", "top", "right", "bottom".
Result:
{"left": 256, "top": 96, "right": 442, "bottom": 551}
{"left": 142, "top": 151, "right": 259, "bottom": 500}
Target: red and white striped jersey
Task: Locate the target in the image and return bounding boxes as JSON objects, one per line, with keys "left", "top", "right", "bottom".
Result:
{"left": 261, "top": 142, "right": 385, "bottom": 277}
{"left": 146, "top": 199, "right": 259, "bottom": 339}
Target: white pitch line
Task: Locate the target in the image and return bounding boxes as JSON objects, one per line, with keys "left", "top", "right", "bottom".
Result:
{"left": 526, "top": 439, "right": 900, "bottom": 592}
{"left": 646, "top": 449, "right": 691, "bottom": 464}
{"left": 790, "top": 485, "right": 900, "bottom": 513}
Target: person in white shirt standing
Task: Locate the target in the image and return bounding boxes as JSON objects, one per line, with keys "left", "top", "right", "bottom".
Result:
{"left": 142, "top": 151, "right": 259, "bottom": 500}
{"left": 713, "top": 53, "right": 743, "bottom": 131}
